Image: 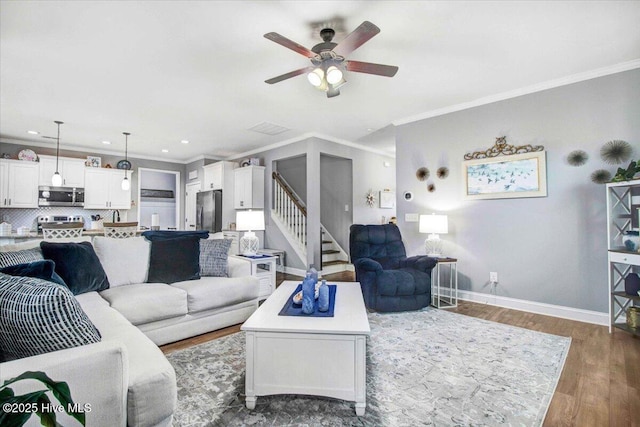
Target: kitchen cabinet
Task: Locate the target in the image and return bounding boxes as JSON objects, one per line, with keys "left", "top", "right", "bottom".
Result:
{"left": 38, "top": 155, "right": 86, "bottom": 187}
{"left": 202, "top": 161, "right": 237, "bottom": 229}
{"left": 0, "top": 159, "right": 39, "bottom": 208}
{"left": 84, "top": 168, "right": 132, "bottom": 209}
{"left": 234, "top": 165, "right": 264, "bottom": 209}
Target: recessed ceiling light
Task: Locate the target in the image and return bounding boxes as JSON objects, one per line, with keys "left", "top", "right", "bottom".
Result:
{"left": 162, "top": 149, "right": 169, "bottom": 153}
{"left": 27, "top": 130, "right": 39, "bottom": 135}
{"left": 102, "top": 140, "right": 111, "bottom": 145}
{"left": 180, "top": 140, "right": 189, "bottom": 144}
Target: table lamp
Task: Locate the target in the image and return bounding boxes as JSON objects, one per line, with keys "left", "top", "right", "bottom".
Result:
{"left": 419, "top": 213, "right": 448, "bottom": 257}
{"left": 236, "top": 210, "right": 265, "bottom": 256}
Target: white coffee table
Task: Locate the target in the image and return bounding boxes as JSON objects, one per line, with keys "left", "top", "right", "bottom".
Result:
{"left": 241, "top": 280, "right": 371, "bottom": 415}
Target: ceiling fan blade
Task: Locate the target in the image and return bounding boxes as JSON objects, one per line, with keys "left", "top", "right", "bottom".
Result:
{"left": 333, "top": 21, "right": 380, "bottom": 57}
{"left": 265, "top": 67, "right": 312, "bottom": 84}
{"left": 346, "top": 60, "right": 399, "bottom": 77}
{"left": 264, "top": 32, "right": 316, "bottom": 58}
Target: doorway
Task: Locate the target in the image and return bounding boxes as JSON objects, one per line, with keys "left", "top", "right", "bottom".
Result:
{"left": 185, "top": 181, "right": 200, "bottom": 230}
{"left": 137, "top": 168, "right": 181, "bottom": 230}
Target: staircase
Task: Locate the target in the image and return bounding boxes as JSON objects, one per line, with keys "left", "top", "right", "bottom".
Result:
{"left": 272, "top": 171, "right": 350, "bottom": 274}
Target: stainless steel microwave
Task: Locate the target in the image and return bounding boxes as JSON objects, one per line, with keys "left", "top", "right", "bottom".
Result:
{"left": 38, "top": 186, "right": 84, "bottom": 207}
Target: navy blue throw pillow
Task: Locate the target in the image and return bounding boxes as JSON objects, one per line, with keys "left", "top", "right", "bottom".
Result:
{"left": 40, "top": 241, "right": 110, "bottom": 295}
{"left": 147, "top": 235, "right": 201, "bottom": 284}
{"left": 0, "top": 260, "right": 67, "bottom": 287}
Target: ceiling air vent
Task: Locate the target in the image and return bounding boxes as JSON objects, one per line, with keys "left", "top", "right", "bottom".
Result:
{"left": 248, "top": 122, "right": 290, "bottom": 136}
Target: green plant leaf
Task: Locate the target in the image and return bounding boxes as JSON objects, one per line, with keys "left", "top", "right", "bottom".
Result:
{"left": 0, "top": 387, "right": 15, "bottom": 400}
{"left": 1, "top": 371, "right": 85, "bottom": 426}
{"left": 0, "top": 391, "right": 47, "bottom": 427}
{"left": 34, "top": 394, "right": 56, "bottom": 427}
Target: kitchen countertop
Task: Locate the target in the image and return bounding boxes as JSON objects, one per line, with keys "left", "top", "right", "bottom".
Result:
{"left": 0, "top": 229, "right": 146, "bottom": 240}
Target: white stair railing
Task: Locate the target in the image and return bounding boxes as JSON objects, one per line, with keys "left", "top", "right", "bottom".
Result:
{"left": 273, "top": 172, "right": 306, "bottom": 252}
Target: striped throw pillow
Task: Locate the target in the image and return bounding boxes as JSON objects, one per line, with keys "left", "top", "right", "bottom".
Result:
{"left": 0, "top": 248, "right": 43, "bottom": 269}
{"left": 0, "top": 273, "right": 101, "bottom": 361}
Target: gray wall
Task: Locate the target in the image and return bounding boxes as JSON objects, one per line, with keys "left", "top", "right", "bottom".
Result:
{"left": 237, "top": 136, "right": 396, "bottom": 270}
{"left": 395, "top": 69, "right": 640, "bottom": 313}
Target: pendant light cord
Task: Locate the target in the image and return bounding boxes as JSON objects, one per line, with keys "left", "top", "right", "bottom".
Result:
{"left": 54, "top": 120, "right": 63, "bottom": 173}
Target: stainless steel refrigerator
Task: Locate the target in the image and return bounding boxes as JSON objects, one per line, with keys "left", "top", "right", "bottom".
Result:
{"left": 196, "top": 190, "right": 222, "bottom": 232}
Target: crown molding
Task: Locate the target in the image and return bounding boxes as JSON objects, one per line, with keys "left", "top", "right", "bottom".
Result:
{"left": 225, "top": 132, "right": 396, "bottom": 161}
{"left": 393, "top": 59, "right": 640, "bottom": 126}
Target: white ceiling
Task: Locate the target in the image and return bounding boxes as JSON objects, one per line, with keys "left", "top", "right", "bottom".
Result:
{"left": 1, "top": 1, "right": 639, "bottom": 163}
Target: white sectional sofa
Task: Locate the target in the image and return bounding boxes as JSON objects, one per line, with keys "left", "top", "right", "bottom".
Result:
{"left": 0, "top": 235, "right": 260, "bottom": 427}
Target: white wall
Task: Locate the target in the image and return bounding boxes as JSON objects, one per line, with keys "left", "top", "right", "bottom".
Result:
{"left": 395, "top": 69, "right": 640, "bottom": 313}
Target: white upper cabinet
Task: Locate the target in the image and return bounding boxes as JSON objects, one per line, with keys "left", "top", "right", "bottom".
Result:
{"left": 38, "top": 155, "right": 86, "bottom": 187}
{"left": 84, "top": 168, "right": 132, "bottom": 209}
{"left": 0, "top": 159, "right": 39, "bottom": 208}
{"left": 234, "top": 166, "right": 265, "bottom": 209}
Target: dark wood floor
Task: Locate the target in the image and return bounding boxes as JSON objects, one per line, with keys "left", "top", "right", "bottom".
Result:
{"left": 161, "top": 271, "right": 640, "bottom": 427}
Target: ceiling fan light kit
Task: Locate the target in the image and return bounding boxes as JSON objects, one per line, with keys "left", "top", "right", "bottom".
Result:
{"left": 265, "top": 21, "right": 398, "bottom": 98}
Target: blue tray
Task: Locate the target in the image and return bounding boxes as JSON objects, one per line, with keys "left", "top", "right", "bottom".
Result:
{"left": 278, "top": 284, "right": 336, "bottom": 317}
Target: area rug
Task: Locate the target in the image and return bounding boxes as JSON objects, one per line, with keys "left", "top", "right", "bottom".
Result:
{"left": 166, "top": 308, "right": 570, "bottom": 426}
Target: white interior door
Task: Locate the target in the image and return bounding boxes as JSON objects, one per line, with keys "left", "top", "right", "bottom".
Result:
{"left": 185, "top": 182, "right": 200, "bottom": 230}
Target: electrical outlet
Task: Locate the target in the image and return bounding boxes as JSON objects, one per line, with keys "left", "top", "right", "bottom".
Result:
{"left": 490, "top": 272, "right": 498, "bottom": 283}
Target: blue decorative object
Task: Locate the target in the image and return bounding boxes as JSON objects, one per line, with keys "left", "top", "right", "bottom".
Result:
{"left": 318, "top": 280, "right": 329, "bottom": 312}
{"left": 302, "top": 274, "right": 315, "bottom": 314}
{"left": 308, "top": 266, "right": 318, "bottom": 282}
{"left": 625, "top": 273, "right": 640, "bottom": 296}
{"left": 279, "top": 284, "right": 337, "bottom": 317}
{"left": 623, "top": 231, "right": 639, "bottom": 252}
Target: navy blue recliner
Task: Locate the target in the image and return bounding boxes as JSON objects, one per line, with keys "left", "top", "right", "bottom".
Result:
{"left": 349, "top": 224, "right": 437, "bottom": 312}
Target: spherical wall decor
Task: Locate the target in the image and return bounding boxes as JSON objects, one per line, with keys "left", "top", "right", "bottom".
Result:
{"left": 436, "top": 167, "right": 449, "bottom": 179}
{"left": 600, "top": 140, "right": 632, "bottom": 165}
{"left": 427, "top": 183, "right": 436, "bottom": 193}
{"left": 591, "top": 169, "right": 612, "bottom": 184}
{"left": 416, "top": 167, "right": 430, "bottom": 181}
{"left": 403, "top": 191, "right": 413, "bottom": 201}
{"left": 567, "top": 150, "right": 589, "bottom": 166}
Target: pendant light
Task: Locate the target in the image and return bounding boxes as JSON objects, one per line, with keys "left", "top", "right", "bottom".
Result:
{"left": 121, "top": 132, "right": 130, "bottom": 190}
{"left": 51, "top": 121, "right": 64, "bottom": 186}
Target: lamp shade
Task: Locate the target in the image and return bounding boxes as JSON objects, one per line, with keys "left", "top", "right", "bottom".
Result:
{"left": 236, "top": 210, "right": 265, "bottom": 231}
{"left": 419, "top": 214, "right": 448, "bottom": 234}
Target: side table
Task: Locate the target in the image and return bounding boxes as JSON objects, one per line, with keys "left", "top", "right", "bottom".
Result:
{"left": 431, "top": 257, "right": 458, "bottom": 308}
{"left": 232, "top": 255, "right": 278, "bottom": 300}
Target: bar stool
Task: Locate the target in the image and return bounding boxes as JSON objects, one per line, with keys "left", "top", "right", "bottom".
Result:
{"left": 42, "top": 222, "right": 85, "bottom": 240}
{"left": 103, "top": 222, "right": 139, "bottom": 238}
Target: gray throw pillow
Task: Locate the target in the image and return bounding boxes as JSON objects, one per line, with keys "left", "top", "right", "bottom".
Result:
{"left": 0, "top": 247, "right": 43, "bottom": 268}
{"left": 200, "top": 239, "right": 232, "bottom": 277}
{"left": 0, "top": 273, "right": 101, "bottom": 361}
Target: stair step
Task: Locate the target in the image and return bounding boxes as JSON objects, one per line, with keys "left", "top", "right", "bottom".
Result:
{"left": 322, "top": 249, "right": 340, "bottom": 255}
{"left": 322, "top": 240, "right": 332, "bottom": 244}
{"left": 322, "top": 260, "right": 349, "bottom": 267}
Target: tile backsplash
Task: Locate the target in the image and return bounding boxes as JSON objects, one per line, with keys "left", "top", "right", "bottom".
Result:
{"left": 0, "top": 207, "right": 129, "bottom": 231}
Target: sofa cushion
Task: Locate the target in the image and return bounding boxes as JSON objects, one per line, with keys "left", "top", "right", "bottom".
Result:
{"left": 40, "top": 241, "right": 110, "bottom": 295}
{"left": 93, "top": 236, "right": 150, "bottom": 287}
{"left": 0, "top": 273, "right": 101, "bottom": 361}
{"left": 100, "top": 283, "right": 188, "bottom": 325}
{"left": 75, "top": 292, "right": 177, "bottom": 427}
{"left": 0, "top": 247, "right": 43, "bottom": 268}
{"left": 199, "top": 239, "right": 232, "bottom": 277}
{"left": 0, "top": 260, "right": 66, "bottom": 286}
{"left": 171, "top": 276, "right": 260, "bottom": 313}
{"left": 146, "top": 236, "right": 201, "bottom": 284}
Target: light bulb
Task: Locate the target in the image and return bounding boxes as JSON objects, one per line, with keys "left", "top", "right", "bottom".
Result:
{"left": 51, "top": 172, "right": 62, "bottom": 187}
{"left": 307, "top": 68, "right": 324, "bottom": 87}
{"left": 121, "top": 177, "right": 130, "bottom": 191}
{"left": 326, "top": 66, "right": 343, "bottom": 85}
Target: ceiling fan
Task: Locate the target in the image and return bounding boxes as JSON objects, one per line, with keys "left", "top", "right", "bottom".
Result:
{"left": 264, "top": 21, "right": 399, "bottom": 98}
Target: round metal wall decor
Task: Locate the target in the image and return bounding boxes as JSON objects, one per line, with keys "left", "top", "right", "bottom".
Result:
{"left": 590, "top": 169, "right": 612, "bottom": 184}
{"left": 567, "top": 150, "right": 589, "bottom": 166}
{"left": 416, "top": 167, "right": 429, "bottom": 181}
{"left": 427, "top": 183, "right": 436, "bottom": 192}
{"left": 436, "top": 167, "right": 449, "bottom": 179}
{"left": 600, "top": 140, "right": 632, "bottom": 165}
{"left": 403, "top": 191, "right": 413, "bottom": 201}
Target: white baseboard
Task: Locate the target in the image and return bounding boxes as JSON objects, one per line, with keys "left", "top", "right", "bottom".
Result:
{"left": 457, "top": 290, "right": 609, "bottom": 326}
